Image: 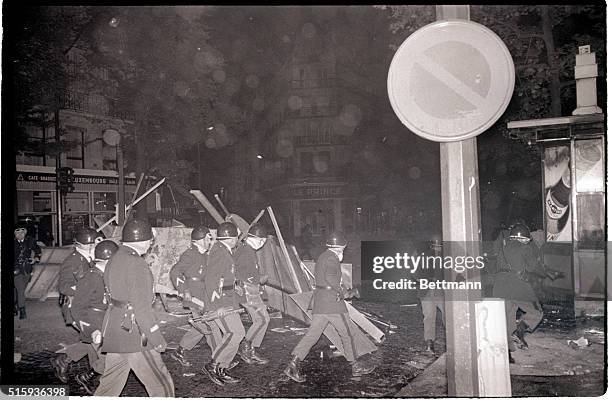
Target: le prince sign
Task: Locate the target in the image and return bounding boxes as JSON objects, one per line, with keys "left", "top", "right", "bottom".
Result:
{"left": 387, "top": 20, "right": 515, "bottom": 142}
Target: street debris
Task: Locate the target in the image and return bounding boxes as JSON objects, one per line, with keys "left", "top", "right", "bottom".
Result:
{"left": 567, "top": 337, "right": 589, "bottom": 349}
{"left": 271, "top": 327, "right": 291, "bottom": 333}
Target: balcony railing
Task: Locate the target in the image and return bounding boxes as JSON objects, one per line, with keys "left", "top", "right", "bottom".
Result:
{"left": 59, "top": 90, "right": 135, "bottom": 121}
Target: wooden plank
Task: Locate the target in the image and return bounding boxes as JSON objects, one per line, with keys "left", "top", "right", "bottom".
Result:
{"left": 189, "top": 190, "right": 225, "bottom": 224}
{"left": 267, "top": 206, "right": 302, "bottom": 293}
{"left": 346, "top": 302, "right": 385, "bottom": 344}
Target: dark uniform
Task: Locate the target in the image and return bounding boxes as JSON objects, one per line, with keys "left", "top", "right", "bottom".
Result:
{"left": 70, "top": 266, "right": 107, "bottom": 374}
{"left": 290, "top": 249, "right": 357, "bottom": 362}
{"left": 284, "top": 231, "right": 375, "bottom": 383}
{"left": 55, "top": 249, "right": 101, "bottom": 375}
{"left": 418, "top": 242, "right": 445, "bottom": 351}
{"left": 493, "top": 236, "right": 545, "bottom": 352}
{"left": 14, "top": 234, "right": 41, "bottom": 317}
{"left": 203, "top": 241, "right": 245, "bottom": 370}
{"left": 169, "top": 245, "right": 222, "bottom": 354}
{"left": 58, "top": 249, "right": 91, "bottom": 325}
{"left": 94, "top": 244, "right": 174, "bottom": 396}
{"left": 234, "top": 241, "right": 270, "bottom": 362}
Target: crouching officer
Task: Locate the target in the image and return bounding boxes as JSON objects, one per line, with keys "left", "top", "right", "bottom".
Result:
{"left": 284, "top": 231, "right": 375, "bottom": 382}
{"left": 235, "top": 223, "right": 270, "bottom": 365}
{"left": 14, "top": 223, "right": 42, "bottom": 319}
{"left": 71, "top": 240, "right": 118, "bottom": 394}
{"left": 94, "top": 219, "right": 174, "bottom": 397}
{"left": 169, "top": 225, "right": 223, "bottom": 367}
{"left": 492, "top": 223, "right": 556, "bottom": 364}
{"left": 51, "top": 227, "right": 97, "bottom": 383}
{"left": 202, "top": 222, "right": 245, "bottom": 386}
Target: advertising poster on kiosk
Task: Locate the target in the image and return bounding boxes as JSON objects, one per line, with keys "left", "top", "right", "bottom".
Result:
{"left": 543, "top": 146, "right": 571, "bottom": 242}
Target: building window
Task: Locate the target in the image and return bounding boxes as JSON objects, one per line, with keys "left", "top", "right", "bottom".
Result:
{"left": 93, "top": 192, "right": 117, "bottom": 212}
{"left": 301, "top": 151, "right": 314, "bottom": 174}
{"left": 313, "top": 151, "right": 331, "bottom": 174}
{"left": 64, "top": 192, "right": 89, "bottom": 213}
{"left": 65, "top": 126, "right": 85, "bottom": 169}
{"left": 33, "top": 192, "right": 53, "bottom": 212}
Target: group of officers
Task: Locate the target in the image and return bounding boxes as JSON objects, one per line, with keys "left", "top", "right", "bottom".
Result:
{"left": 30, "top": 217, "right": 374, "bottom": 396}
{"left": 15, "top": 216, "right": 553, "bottom": 395}
{"left": 419, "top": 222, "right": 563, "bottom": 364}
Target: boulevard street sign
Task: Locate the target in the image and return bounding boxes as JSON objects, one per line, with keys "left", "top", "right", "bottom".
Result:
{"left": 388, "top": 20, "right": 515, "bottom": 142}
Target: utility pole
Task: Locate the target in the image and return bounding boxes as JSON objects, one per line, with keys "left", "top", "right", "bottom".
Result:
{"left": 54, "top": 107, "right": 63, "bottom": 247}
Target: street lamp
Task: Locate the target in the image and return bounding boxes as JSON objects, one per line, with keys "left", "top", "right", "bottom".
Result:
{"left": 102, "top": 129, "right": 125, "bottom": 225}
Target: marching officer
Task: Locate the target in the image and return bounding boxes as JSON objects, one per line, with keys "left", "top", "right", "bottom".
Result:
{"left": 51, "top": 227, "right": 98, "bottom": 383}
{"left": 14, "top": 223, "right": 42, "bottom": 319}
{"left": 492, "top": 223, "right": 560, "bottom": 364}
{"left": 418, "top": 235, "right": 445, "bottom": 354}
{"left": 94, "top": 219, "right": 174, "bottom": 397}
{"left": 201, "top": 222, "right": 245, "bottom": 386}
{"left": 284, "top": 231, "right": 375, "bottom": 382}
{"left": 71, "top": 240, "right": 118, "bottom": 394}
{"left": 234, "top": 223, "right": 270, "bottom": 365}
{"left": 169, "top": 225, "right": 223, "bottom": 367}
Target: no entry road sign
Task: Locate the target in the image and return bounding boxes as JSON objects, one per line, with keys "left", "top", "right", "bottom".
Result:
{"left": 388, "top": 20, "right": 515, "bottom": 142}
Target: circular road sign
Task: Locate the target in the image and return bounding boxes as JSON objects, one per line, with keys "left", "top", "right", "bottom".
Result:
{"left": 388, "top": 20, "right": 515, "bottom": 142}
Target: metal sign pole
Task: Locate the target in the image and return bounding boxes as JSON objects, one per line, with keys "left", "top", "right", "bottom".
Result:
{"left": 435, "top": 5, "right": 482, "bottom": 397}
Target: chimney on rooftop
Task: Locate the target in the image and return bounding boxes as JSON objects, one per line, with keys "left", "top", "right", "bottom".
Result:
{"left": 572, "top": 45, "right": 602, "bottom": 115}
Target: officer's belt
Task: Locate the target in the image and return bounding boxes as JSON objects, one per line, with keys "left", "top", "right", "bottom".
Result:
{"left": 221, "top": 286, "right": 234, "bottom": 291}
{"left": 315, "top": 285, "right": 334, "bottom": 290}
{"left": 108, "top": 297, "right": 130, "bottom": 308}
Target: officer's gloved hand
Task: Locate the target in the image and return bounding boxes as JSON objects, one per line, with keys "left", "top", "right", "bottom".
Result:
{"left": 234, "top": 282, "right": 244, "bottom": 297}
{"left": 154, "top": 343, "right": 167, "bottom": 353}
{"left": 217, "top": 306, "right": 233, "bottom": 318}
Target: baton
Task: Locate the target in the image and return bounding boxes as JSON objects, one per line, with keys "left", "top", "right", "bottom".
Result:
{"left": 189, "top": 308, "right": 245, "bottom": 323}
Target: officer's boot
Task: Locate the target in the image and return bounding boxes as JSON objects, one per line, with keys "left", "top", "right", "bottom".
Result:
{"left": 227, "top": 359, "right": 240, "bottom": 370}
{"left": 250, "top": 345, "right": 269, "bottom": 365}
{"left": 283, "top": 355, "right": 306, "bottom": 383}
{"left": 170, "top": 346, "right": 191, "bottom": 367}
{"left": 202, "top": 362, "right": 225, "bottom": 387}
{"left": 351, "top": 360, "right": 376, "bottom": 377}
{"left": 50, "top": 354, "right": 70, "bottom": 383}
{"left": 75, "top": 369, "right": 98, "bottom": 395}
{"left": 514, "top": 320, "right": 530, "bottom": 349}
{"left": 238, "top": 340, "right": 254, "bottom": 364}
{"left": 217, "top": 366, "right": 241, "bottom": 384}
{"left": 425, "top": 339, "right": 435, "bottom": 354}
{"left": 19, "top": 307, "right": 27, "bottom": 320}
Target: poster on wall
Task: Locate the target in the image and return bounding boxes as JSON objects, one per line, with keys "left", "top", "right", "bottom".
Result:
{"left": 544, "top": 145, "right": 571, "bottom": 241}
{"left": 575, "top": 138, "right": 604, "bottom": 192}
